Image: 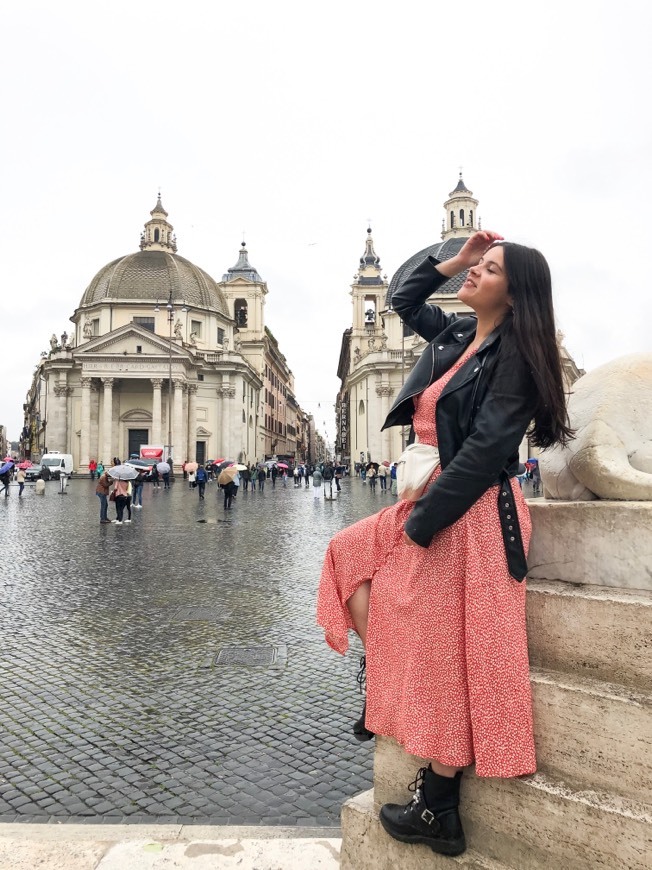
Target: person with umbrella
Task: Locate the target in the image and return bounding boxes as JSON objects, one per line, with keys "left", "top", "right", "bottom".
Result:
{"left": 157, "top": 460, "right": 171, "bottom": 490}
{"left": 108, "top": 464, "right": 138, "bottom": 524}
{"left": 218, "top": 465, "right": 239, "bottom": 509}
{"left": 257, "top": 464, "right": 266, "bottom": 491}
{"left": 0, "top": 461, "right": 14, "bottom": 497}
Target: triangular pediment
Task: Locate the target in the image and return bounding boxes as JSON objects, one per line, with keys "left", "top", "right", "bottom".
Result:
{"left": 76, "top": 324, "right": 190, "bottom": 358}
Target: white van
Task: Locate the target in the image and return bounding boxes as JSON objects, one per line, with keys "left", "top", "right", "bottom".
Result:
{"left": 40, "top": 452, "right": 74, "bottom": 480}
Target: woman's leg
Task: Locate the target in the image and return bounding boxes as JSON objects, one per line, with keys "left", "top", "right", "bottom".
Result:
{"left": 346, "top": 580, "right": 371, "bottom": 647}
{"left": 430, "top": 760, "right": 463, "bottom": 777}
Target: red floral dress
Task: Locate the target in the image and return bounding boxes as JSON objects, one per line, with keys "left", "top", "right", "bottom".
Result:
{"left": 317, "top": 350, "right": 536, "bottom": 777}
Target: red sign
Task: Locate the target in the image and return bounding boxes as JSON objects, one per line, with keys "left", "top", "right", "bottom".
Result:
{"left": 140, "top": 446, "right": 164, "bottom": 459}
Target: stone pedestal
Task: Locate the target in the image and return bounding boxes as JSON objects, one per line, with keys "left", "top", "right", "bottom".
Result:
{"left": 340, "top": 501, "right": 652, "bottom": 869}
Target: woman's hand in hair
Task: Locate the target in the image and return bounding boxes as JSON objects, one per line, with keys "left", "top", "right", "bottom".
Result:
{"left": 436, "top": 231, "right": 504, "bottom": 278}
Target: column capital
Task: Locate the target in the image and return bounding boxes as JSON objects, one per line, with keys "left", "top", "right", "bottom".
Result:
{"left": 80, "top": 377, "right": 93, "bottom": 389}
{"left": 102, "top": 377, "right": 115, "bottom": 388}
{"left": 375, "top": 384, "right": 394, "bottom": 397}
{"left": 151, "top": 378, "right": 164, "bottom": 388}
{"left": 187, "top": 384, "right": 198, "bottom": 395}
{"left": 173, "top": 378, "right": 186, "bottom": 392}
{"left": 220, "top": 385, "right": 236, "bottom": 398}
{"left": 54, "top": 385, "right": 73, "bottom": 398}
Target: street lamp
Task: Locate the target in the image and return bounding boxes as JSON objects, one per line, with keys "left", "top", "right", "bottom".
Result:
{"left": 154, "top": 289, "right": 187, "bottom": 468}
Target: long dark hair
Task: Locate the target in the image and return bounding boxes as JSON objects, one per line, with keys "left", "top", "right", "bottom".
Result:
{"left": 492, "top": 242, "right": 573, "bottom": 449}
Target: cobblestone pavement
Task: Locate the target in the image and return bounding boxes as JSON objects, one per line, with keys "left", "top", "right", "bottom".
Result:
{"left": 0, "top": 475, "right": 393, "bottom": 827}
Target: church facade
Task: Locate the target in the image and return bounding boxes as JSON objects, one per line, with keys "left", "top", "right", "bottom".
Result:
{"left": 335, "top": 176, "right": 582, "bottom": 467}
{"left": 21, "top": 198, "right": 310, "bottom": 471}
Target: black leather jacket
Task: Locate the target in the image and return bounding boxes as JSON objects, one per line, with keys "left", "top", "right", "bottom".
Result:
{"left": 382, "top": 256, "right": 537, "bottom": 580}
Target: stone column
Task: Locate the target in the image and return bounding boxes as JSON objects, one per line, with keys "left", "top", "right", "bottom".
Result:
{"left": 187, "top": 384, "right": 198, "bottom": 463}
{"left": 51, "top": 384, "right": 71, "bottom": 452}
{"left": 90, "top": 382, "right": 100, "bottom": 463}
{"left": 172, "top": 379, "right": 185, "bottom": 467}
{"left": 101, "top": 377, "right": 114, "bottom": 463}
{"left": 79, "top": 377, "right": 92, "bottom": 470}
{"left": 151, "top": 378, "right": 163, "bottom": 445}
{"left": 376, "top": 384, "right": 393, "bottom": 461}
{"left": 221, "top": 384, "right": 235, "bottom": 458}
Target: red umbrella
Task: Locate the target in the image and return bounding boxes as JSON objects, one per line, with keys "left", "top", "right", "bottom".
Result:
{"left": 18, "top": 460, "right": 33, "bottom": 469}
{"left": 382, "top": 460, "right": 390, "bottom": 467}
{"left": 277, "top": 462, "right": 289, "bottom": 469}
{"left": 2, "top": 456, "right": 12, "bottom": 462}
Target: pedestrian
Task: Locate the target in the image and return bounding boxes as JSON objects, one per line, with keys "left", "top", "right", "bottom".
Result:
{"left": 257, "top": 466, "right": 266, "bottom": 491}
{"left": 360, "top": 465, "right": 367, "bottom": 483}
{"left": 150, "top": 463, "right": 160, "bottom": 489}
{"left": 182, "top": 460, "right": 188, "bottom": 480}
{"left": 322, "top": 462, "right": 334, "bottom": 498}
{"left": 97, "top": 461, "right": 105, "bottom": 478}
{"left": 124, "top": 480, "right": 133, "bottom": 522}
{"left": 17, "top": 467, "right": 26, "bottom": 497}
{"left": 112, "top": 477, "right": 130, "bottom": 524}
{"left": 316, "top": 231, "right": 573, "bottom": 858}
{"left": 378, "top": 463, "right": 388, "bottom": 491}
{"left": 132, "top": 470, "right": 146, "bottom": 508}
{"left": 390, "top": 462, "right": 398, "bottom": 495}
{"left": 242, "top": 466, "right": 250, "bottom": 491}
{"left": 312, "top": 465, "right": 323, "bottom": 499}
{"left": 222, "top": 479, "right": 237, "bottom": 509}
{"left": 89, "top": 459, "right": 97, "bottom": 480}
{"left": 305, "top": 464, "right": 311, "bottom": 487}
{"left": 282, "top": 469, "right": 288, "bottom": 487}
{"left": 0, "top": 466, "right": 12, "bottom": 497}
{"left": 271, "top": 464, "right": 278, "bottom": 488}
{"left": 334, "top": 463, "right": 343, "bottom": 492}
{"left": 293, "top": 466, "right": 300, "bottom": 487}
{"left": 162, "top": 462, "right": 171, "bottom": 489}
{"left": 196, "top": 463, "right": 207, "bottom": 499}
{"left": 188, "top": 467, "right": 196, "bottom": 489}
{"left": 367, "top": 465, "right": 377, "bottom": 491}
{"left": 96, "top": 469, "right": 112, "bottom": 523}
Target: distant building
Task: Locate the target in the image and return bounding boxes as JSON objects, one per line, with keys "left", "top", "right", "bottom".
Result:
{"left": 21, "top": 198, "right": 311, "bottom": 469}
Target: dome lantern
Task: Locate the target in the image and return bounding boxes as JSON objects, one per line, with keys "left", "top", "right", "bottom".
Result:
{"left": 139, "top": 193, "right": 178, "bottom": 253}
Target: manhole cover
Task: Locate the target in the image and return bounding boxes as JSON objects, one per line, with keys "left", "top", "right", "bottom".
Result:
{"left": 214, "top": 644, "right": 287, "bottom": 670}
{"left": 173, "top": 606, "right": 231, "bottom": 621}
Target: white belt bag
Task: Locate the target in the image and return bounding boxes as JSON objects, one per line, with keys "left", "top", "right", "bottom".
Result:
{"left": 396, "top": 442, "right": 440, "bottom": 502}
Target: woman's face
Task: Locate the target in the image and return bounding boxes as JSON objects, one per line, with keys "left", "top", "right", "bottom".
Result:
{"left": 457, "top": 245, "right": 512, "bottom": 320}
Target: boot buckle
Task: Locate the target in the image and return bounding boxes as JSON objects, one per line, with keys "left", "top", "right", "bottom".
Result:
{"left": 420, "top": 808, "right": 435, "bottom": 825}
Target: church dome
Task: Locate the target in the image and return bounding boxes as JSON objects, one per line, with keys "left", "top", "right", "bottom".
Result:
{"left": 386, "top": 237, "right": 468, "bottom": 308}
{"left": 77, "top": 197, "right": 229, "bottom": 315}
{"left": 78, "top": 250, "right": 229, "bottom": 315}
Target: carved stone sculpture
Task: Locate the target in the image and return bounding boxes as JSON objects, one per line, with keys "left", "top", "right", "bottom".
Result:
{"left": 174, "top": 319, "right": 183, "bottom": 339}
{"left": 50, "top": 334, "right": 58, "bottom": 350}
{"left": 541, "top": 353, "right": 652, "bottom": 500}
{"left": 83, "top": 319, "right": 93, "bottom": 338}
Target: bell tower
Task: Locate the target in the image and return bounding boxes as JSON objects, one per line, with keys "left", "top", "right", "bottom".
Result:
{"left": 350, "top": 227, "right": 388, "bottom": 334}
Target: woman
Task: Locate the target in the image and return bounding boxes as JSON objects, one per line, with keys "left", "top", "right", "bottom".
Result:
{"left": 317, "top": 231, "right": 572, "bottom": 857}
{"left": 112, "top": 478, "right": 129, "bottom": 524}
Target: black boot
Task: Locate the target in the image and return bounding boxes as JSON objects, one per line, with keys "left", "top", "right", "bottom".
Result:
{"left": 352, "top": 655, "right": 374, "bottom": 742}
{"left": 379, "top": 766, "right": 466, "bottom": 856}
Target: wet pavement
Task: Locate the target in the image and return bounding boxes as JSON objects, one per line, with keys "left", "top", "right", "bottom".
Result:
{"left": 0, "top": 475, "right": 388, "bottom": 827}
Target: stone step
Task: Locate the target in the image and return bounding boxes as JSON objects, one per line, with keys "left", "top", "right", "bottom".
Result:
{"left": 530, "top": 667, "right": 652, "bottom": 804}
{"left": 340, "top": 789, "right": 517, "bottom": 870}
{"left": 526, "top": 579, "right": 652, "bottom": 690}
{"left": 368, "top": 741, "right": 652, "bottom": 869}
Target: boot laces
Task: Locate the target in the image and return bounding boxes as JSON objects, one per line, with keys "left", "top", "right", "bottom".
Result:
{"left": 356, "top": 655, "right": 366, "bottom": 694}
{"left": 406, "top": 767, "right": 428, "bottom": 811}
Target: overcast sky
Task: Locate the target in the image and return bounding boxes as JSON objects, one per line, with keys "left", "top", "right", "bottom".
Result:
{"left": 2, "top": 0, "right": 650, "bottom": 444}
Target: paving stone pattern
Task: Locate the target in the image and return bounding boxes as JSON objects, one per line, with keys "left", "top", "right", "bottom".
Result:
{"left": 0, "top": 476, "right": 393, "bottom": 826}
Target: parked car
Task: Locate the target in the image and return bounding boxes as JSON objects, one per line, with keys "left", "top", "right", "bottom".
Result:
{"left": 40, "top": 452, "right": 74, "bottom": 480}
{"left": 24, "top": 464, "right": 43, "bottom": 481}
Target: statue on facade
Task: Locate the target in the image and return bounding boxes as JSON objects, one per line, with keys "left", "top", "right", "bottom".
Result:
{"left": 353, "top": 347, "right": 362, "bottom": 363}
{"left": 50, "top": 334, "right": 58, "bottom": 351}
{"left": 60, "top": 331, "right": 68, "bottom": 348}
{"left": 83, "top": 319, "right": 93, "bottom": 338}
{"left": 223, "top": 337, "right": 229, "bottom": 351}
{"left": 541, "top": 353, "right": 652, "bottom": 501}
{"left": 174, "top": 319, "right": 183, "bottom": 339}
{"left": 189, "top": 331, "right": 197, "bottom": 345}
{"left": 234, "top": 334, "right": 242, "bottom": 351}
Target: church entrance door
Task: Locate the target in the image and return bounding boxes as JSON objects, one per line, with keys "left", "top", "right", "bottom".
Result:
{"left": 196, "top": 441, "right": 206, "bottom": 465}
{"left": 128, "top": 429, "right": 149, "bottom": 459}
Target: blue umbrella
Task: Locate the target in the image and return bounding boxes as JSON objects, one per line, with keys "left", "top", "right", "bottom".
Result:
{"left": 0, "top": 461, "right": 14, "bottom": 475}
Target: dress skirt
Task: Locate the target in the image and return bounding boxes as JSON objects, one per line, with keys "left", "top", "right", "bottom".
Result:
{"left": 317, "top": 352, "right": 536, "bottom": 778}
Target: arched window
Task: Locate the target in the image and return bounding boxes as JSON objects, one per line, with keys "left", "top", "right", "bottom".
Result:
{"left": 154, "top": 228, "right": 160, "bottom": 242}
{"left": 359, "top": 399, "right": 365, "bottom": 415}
{"left": 450, "top": 211, "right": 455, "bottom": 229}
{"left": 235, "top": 299, "right": 248, "bottom": 327}
{"left": 469, "top": 210, "right": 473, "bottom": 227}
{"left": 459, "top": 209, "right": 465, "bottom": 225}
